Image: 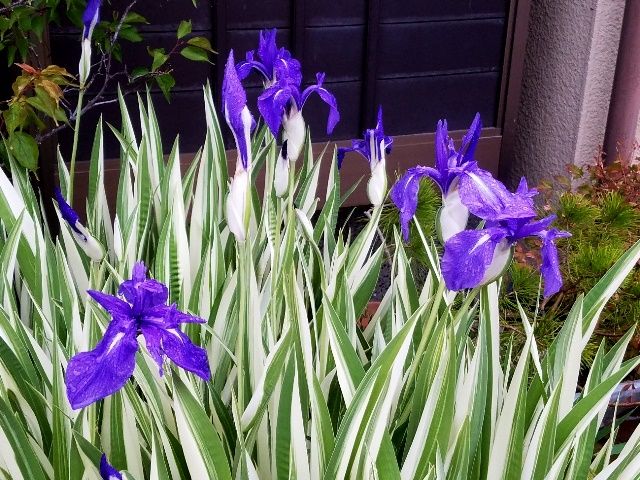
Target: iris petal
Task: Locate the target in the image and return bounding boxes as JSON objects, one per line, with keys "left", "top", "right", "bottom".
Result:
{"left": 540, "top": 228, "right": 572, "bottom": 297}
{"left": 100, "top": 454, "right": 122, "bottom": 480}
{"left": 87, "top": 290, "right": 131, "bottom": 317}
{"left": 65, "top": 317, "right": 138, "bottom": 409}
{"left": 141, "top": 325, "right": 211, "bottom": 380}
{"left": 390, "top": 166, "right": 438, "bottom": 241}
{"left": 441, "top": 228, "right": 508, "bottom": 291}
{"left": 300, "top": 73, "right": 340, "bottom": 134}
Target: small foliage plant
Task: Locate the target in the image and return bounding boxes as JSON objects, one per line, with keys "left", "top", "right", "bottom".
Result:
{"left": 506, "top": 156, "right": 640, "bottom": 360}
{"left": 2, "top": 25, "right": 640, "bottom": 480}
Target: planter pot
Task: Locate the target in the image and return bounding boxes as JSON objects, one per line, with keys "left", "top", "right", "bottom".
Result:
{"left": 359, "top": 301, "right": 380, "bottom": 328}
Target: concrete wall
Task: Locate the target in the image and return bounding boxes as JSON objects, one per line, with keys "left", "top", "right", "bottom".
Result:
{"left": 503, "top": 0, "right": 627, "bottom": 187}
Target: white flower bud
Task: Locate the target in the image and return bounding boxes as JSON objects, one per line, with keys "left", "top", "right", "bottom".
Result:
{"left": 437, "top": 181, "right": 469, "bottom": 242}
{"left": 78, "top": 38, "right": 92, "bottom": 86}
{"left": 73, "top": 222, "right": 105, "bottom": 262}
{"left": 367, "top": 159, "right": 387, "bottom": 206}
{"left": 274, "top": 148, "right": 289, "bottom": 198}
{"left": 282, "top": 105, "right": 305, "bottom": 162}
{"left": 226, "top": 169, "right": 249, "bottom": 242}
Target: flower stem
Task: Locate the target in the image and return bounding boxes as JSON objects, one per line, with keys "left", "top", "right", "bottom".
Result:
{"left": 68, "top": 89, "right": 85, "bottom": 207}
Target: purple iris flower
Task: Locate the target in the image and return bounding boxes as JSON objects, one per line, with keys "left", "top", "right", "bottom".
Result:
{"left": 337, "top": 106, "right": 392, "bottom": 205}
{"left": 441, "top": 180, "right": 571, "bottom": 297}
{"left": 337, "top": 106, "right": 392, "bottom": 169}
{"left": 82, "top": 0, "right": 102, "bottom": 39}
{"left": 65, "top": 262, "right": 210, "bottom": 410}
{"left": 258, "top": 71, "right": 339, "bottom": 139}
{"left": 100, "top": 454, "right": 122, "bottom": 480}
{"left": 236, "top": 29, "right": 302, "bottom": 87}
{"left": 223, "top": 50, "right": 255, "bottom": 171}
{"left": 390, "top": 114, "right": 536, "bottom": 241}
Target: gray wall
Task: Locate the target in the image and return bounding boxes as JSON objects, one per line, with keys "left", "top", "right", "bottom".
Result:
{"left": 503, "top": 0, "right": 626, "bottom": 187}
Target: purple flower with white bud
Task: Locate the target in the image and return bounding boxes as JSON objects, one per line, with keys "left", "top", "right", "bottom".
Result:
{"left": 337, "top": 106, "right": 392, "bottom": 206}
{"left": 441, "top": 179, "right": 571, "bottom": 297}
{"left": 79, "top": 0, "right": 102, "bottom": 85}
{"left": 65, "top": 262, "right": 210, "bottom": 410}
{"left": 236, "top": 29, "right": 302, "bottom": 87}
{"left": 100, "top": 454, "right": 122, "bottom": 480}
{"left": 258, "top": 72, "right": 339, "bottom": 163}
{"left": 54, "top": 187, "right": 104, "bottom": 261}
{"left": 223, "top": 50, "right": 255, "bottom": 240}
{"left": 391, "top": 114, "right": 536, "bottom": 242}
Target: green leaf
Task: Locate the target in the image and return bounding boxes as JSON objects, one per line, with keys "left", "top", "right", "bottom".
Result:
{"left": 124, "top": 12, "right": 148, "bottom": 23}
{"left": 177, "top": 20, "right": 192, "bottom": 39}
{"left": 187, "top": 36, "right": 215, "bottom": 52}
{"left": 7, "top": 131, "right": 38, "bottom": 171}
{"left": 173, "top": 376, "right": 233, "bottom": 480}
{"left": 149, "top": 47, "right": 169, "bottom": 71}
{"left": 156, "top": 73, "right": 175, "bottom": 102}
{"left": 2, "top": 102, "right": 27, "bottom": 134}
{"left": 180, "top": 45, "right": 210, "bottom": 62}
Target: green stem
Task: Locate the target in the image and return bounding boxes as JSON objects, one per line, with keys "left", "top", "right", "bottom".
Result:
{"left": 236, "top": 238, "right": 251, "bottom": 410}
{"left": 67, "top": 89, "right": 85, "bottom": 207}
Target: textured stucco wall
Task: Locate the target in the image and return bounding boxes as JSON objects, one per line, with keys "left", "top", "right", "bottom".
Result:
{"left": 504, "top": 0, "right": 626, "bottom": 186}
{"left": 574, "top": 0, "right": 625, "bottom": 167}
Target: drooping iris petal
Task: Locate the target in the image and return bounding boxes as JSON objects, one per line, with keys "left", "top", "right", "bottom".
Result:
{"left": 540, "top": 228, "right": 572, "bottom": 297}
{"left": 223, "top": 50, "right": 255, "bottom": 170}
{"left": 441, "top": 227, "right": 508, "bottom": 291}
{"left": 300, "top": 73, "right": 340, "bottom": 134}
{"left": 457, "top": 164, "right": 536, "bottom": 221}
{"left": 100, "top": 454, "right": 122, "bottom": 480}
{"left": 257, "top": 81, "right": 296, "bottom": 137}
{"left": 236, "top": 51, "right": 270, "bottom": 81}
{"left": 390, "top": 166, "right": 434, "bottom": 241}
{"left": 141, "top": 325, "right": 211, "bottom": 380}
{"left": 65, "top": 317, "right": 138, "bottom": 410}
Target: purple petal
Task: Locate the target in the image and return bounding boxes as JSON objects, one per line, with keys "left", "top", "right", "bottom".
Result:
{"left": 458, "top": 113, "right": 482, "bottom": 164}
{"left": 82, "top": 0, "right": 102, "bottom": 38}
{"left": 65, "top": 317, "right": 138, "bottom": 409}
{"left": 100, "top": 454, "right": 122, "bottom": 480}
{"left": 300, "top": 73, "right": 340, "bottom": 134}
{"left": 257, "top": 82, "right": 295, "bottom": 137}
{"left": 223, "top": 50, "right": 254, "bottom": 169}
{"left": 87, "top": 290, "right": 132, "bottom": 317}
{"left": 257, "top": 29, "right": 279, "bottom": 76}
{"left": 510, "top": 214, "right": 557, "bottom": 240}
{"left": 118, "top": 262, "right": 169, "bottom": 314}
{"left": 390, "top": 166, "right": 435, "bottom": 241}
{"left": 540, "top": 228, "right": 571, "bottom": 298}
{"left": 434, "top": 120, "right": 450, "bottom": 176}
{"left": 457, "top": 165, "right": 536, "bottom": 221}
{"left": 236, "top": 51, "right": 269, "bottom": 81}
{"left": 441, "top": 228, "right": 508, "bottom": 291}
{"left": 337, "top": 139, "right": 368, "bottom": 169}
{"left": 54, "top": 187, "right": 86, "bottom": 239}
{"left": 141, "top": 325, "right": 211, "bottom": 381}
{"left": 273, "top": 52, "right": 302, "bottom": 86}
